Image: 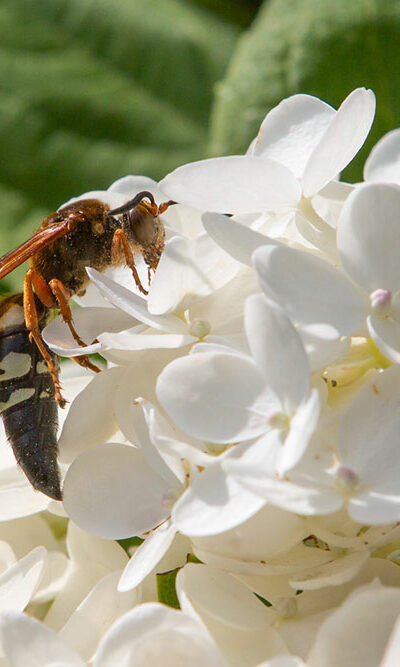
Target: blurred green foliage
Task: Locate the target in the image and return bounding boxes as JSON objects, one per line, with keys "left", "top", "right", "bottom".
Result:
{"left": 209, "top": 0, "right": 400, "bottom": 182}
{"left": 0, "top": 0, "right": 399, "bottom": 292}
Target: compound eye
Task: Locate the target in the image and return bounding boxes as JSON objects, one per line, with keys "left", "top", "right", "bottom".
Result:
{"left": 130, "top": 206, "right": 157, "bottom": 246}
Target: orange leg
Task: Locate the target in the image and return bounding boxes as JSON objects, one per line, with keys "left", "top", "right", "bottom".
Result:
{"left": 48, "top": 278, "right": 87, "bottom": 348}
{"left": 71, "top": 355, "right": 102, "bottom": 373}
{"left": 112, "top": 229, "right": 148, "bottom": 295}
{"left": 48, "top": 279, "right": 102, "bottom": 372}
{"left": 23, "top": 270, "right": 66, "bottom": 408}
{"left": 158, "top": 200, "right": 176, "bottom": 214}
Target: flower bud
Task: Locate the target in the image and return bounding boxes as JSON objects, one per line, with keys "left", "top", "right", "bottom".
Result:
{"left": 370, "top": 288, "right": 392, "bottom": 314}
{"left": 188, "top": 318, "right": 211, "bottom": 338}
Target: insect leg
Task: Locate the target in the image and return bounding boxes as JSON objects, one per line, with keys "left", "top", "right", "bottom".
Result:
{"left": 23, "top": 271, "right": 66, "bottom": 408}
{"left": 70, "top": 355, "right": 102, "bottom": 373}
{"left": 48, "top": 280, "right": 103, "bottom": 372}
{"left": 48, "top": 278, "right": 87, "bottom": 348}
{"left": 111, "top": 228, "right": 148, "bottom": 295}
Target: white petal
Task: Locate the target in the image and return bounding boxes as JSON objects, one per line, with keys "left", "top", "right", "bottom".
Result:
{"left": 338, "top": 365, "right": 400, "bottom": 488}
{"left": 202, "top": 212, "right": 280, "bottom": 266}
{"left": 348, "top": 491, "right": 400, "bottom": 525}
{"left": 118, "top": 520, "right": 176, "bottom": 592}
{"left": 318, "top": 180, "right": 355, "bottom": 201}
{"left": 338, "top": 182, "right": 400, "bottom": 293}
{"left": 308, "top": 582, "right": 400, "bottom": 667}
{"left": 63, "top": 444, "right": 172, "bottom": 539}
{"left": 364, "top": 128, "right": 400, "bottom": 184}
{"left": 253, "top": 244, "right": 366, "bottom": 333}
{"left": 0, "top": 611, "right": 85, "bottom": 667}
{"left": 192, "top": 502, "right": 307, "bottom": 563}
{"left": 176, "top": 570, "right": 285, "bottom": 666}
{"left": 0, "top": 514, "right": 58, "bottom": 560}
{"left": 42, "top": 307, "right": 135, "bottom": 357}
{"left": 148, "top": 234, "right": 239, "bottom": 315}
{"left": 381, "top": 614, "right": 400, "bottom": 666}
{"left": 139, "top": 402, "right": 188, "bottom": 487}
{"left": 163, "top": 204, "right": 205, "bottom": 238}
{"left": 257, "top": 659, "right": 306, "bottom": 667}
{"left": 66, "top": 521, "right": 128, "bottom": 570}
{"left": 159, "top": 156, "right": 301, "bottom": 214}
{"left": 303, "top": 88, "right": 376, "bottom": 196}
{"left": 0, "top": 464, "right": 49, "bottom": 520}
{"left": 177, "top": 563, "right": 270, "bottom": 630}
{"left": 173, "top": 451, "right": 266, "bottom": 536}
{"left": 299, "top": 324, "right": 349, "bottom": 372}
{"left": 58, "top": 367, "right": 124, "bottom": 463}
{"left": 44, "top": 523, "right": 128, "bottom": 632}
{"left": 294, "top": 208, "right": 337, "bottom": 258}
{"left": 87, "top": 267, "right": 186, "bottom": 333}
{"left": 94, "top": 602, "right": 225, "bottom": 667}
{"left": 277, "top": 389, "right": 320, "bottom": 475}
{"left": 367, "top": 314, "right": 400, "bottom": 363}
{"left": 245, "top": 295, "right": 310, "bottom": 412}
{"left": 289, "top": 550, "right": 370, "bottom": 590}
{"left": 157, "top": 351, "right": 271, "bottom": 443}
{"left": 75, "top": 264, "right": 149, "bottom": 308}
{"left": 112, "top": 348, "right": 183, "bottom": 420}
{"left": 0, "top": 546, "right": 46, "bottom": 612}
{"left": 253, "top": 94, "right": 335, "bottom": 179}
{"left": 225, "top": 436, "right": 341, "bottom": 516}
{"left": 191, "top": 265, "right": 259, "bottom": 338}
{"left": 109, "top": 174, "right": 165, "bottom": 201}
{"left": 33, "top": 551, "right": 70, "bottom": 603}
{"left": 59, "top": 570, "right": 138, "bottom": 662}
{"left": 99, "top": 329, "right": 195, "bottom": 351}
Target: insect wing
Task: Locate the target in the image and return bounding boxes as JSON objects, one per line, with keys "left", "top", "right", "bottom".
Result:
{"left": 0, "top": 221, "right": 71, "bottom": 280}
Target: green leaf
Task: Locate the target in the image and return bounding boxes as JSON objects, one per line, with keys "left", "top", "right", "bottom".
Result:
{"left": 186, "top": 553, "right": 203, "bottom": 564}
{"left": 209, "top": 0, "right": 400, "bottom": 182}
{"left": 157, "top": 567, "right": 181, "bottom": 609}
{"left": 0, "top": 0, "right": 240, "bottom": 289}
{"left": 118, "top": 536, "right": 144, "bottom": 555}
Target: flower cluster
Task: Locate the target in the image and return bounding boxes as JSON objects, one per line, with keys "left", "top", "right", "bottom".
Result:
{"left": 1, "top": 88, "right": 400, "bottom": 665}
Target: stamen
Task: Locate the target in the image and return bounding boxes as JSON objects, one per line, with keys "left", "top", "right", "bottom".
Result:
{"left": 268, "top": 412, "right": 290, "bottom": 431}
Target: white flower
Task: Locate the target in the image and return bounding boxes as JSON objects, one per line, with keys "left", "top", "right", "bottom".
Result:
{"left": 157, "top": 294, "right": 319, "bottom": 476}
{"left": 43, "top": 258, "right": 251, "bottom": 361}
{"left": 253, "top": 181, "right": 400, "bottom": 363}
{"left": 364, "top": 128, "right": 400, "bottom": 184}
{"left": 62, "top": 400, "right": 186, "bottom": 540}
{"left": 0, "top": 610, "right": 86, "bottom": 666}
{"left": 159, "top": 89, "right": 375, "bottom": 254}
{"left": 176, "top": 563, "right": 286, "bottom": 667}
{"left": 307, "top": 581, "right": 400, "bottom": 667}
{"left": 44, "top": 522, "right": 129, "bottom": 631}
{"left": 94, "top": 602, "right": 227, "bottom": 667}
{"left": 226, "top": 365, "right": 400, "bottom": 525}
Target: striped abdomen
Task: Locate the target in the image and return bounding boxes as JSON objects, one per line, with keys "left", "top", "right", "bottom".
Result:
{"left": 0, "top": 295, "right": 61, "bottom": 500}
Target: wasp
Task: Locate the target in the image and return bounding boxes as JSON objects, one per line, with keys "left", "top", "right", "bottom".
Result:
{"left": 0, "top": 191, "right": 174, "bottom": 499}
{"left": 0, "top": 292, "right": 61, "bottom": 499}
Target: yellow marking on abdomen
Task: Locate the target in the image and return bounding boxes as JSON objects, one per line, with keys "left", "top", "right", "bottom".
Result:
{"left": 36, "top": 361, "right": 49, "bottom": 375}
{"left": 0, "top": 352, "right": 31, "bottom": 381}
{"left": 0, "top": 304, "right": 24, "bottom": 331}
{"left": 0, "top": 388, "right": 35, "bottom": 412}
